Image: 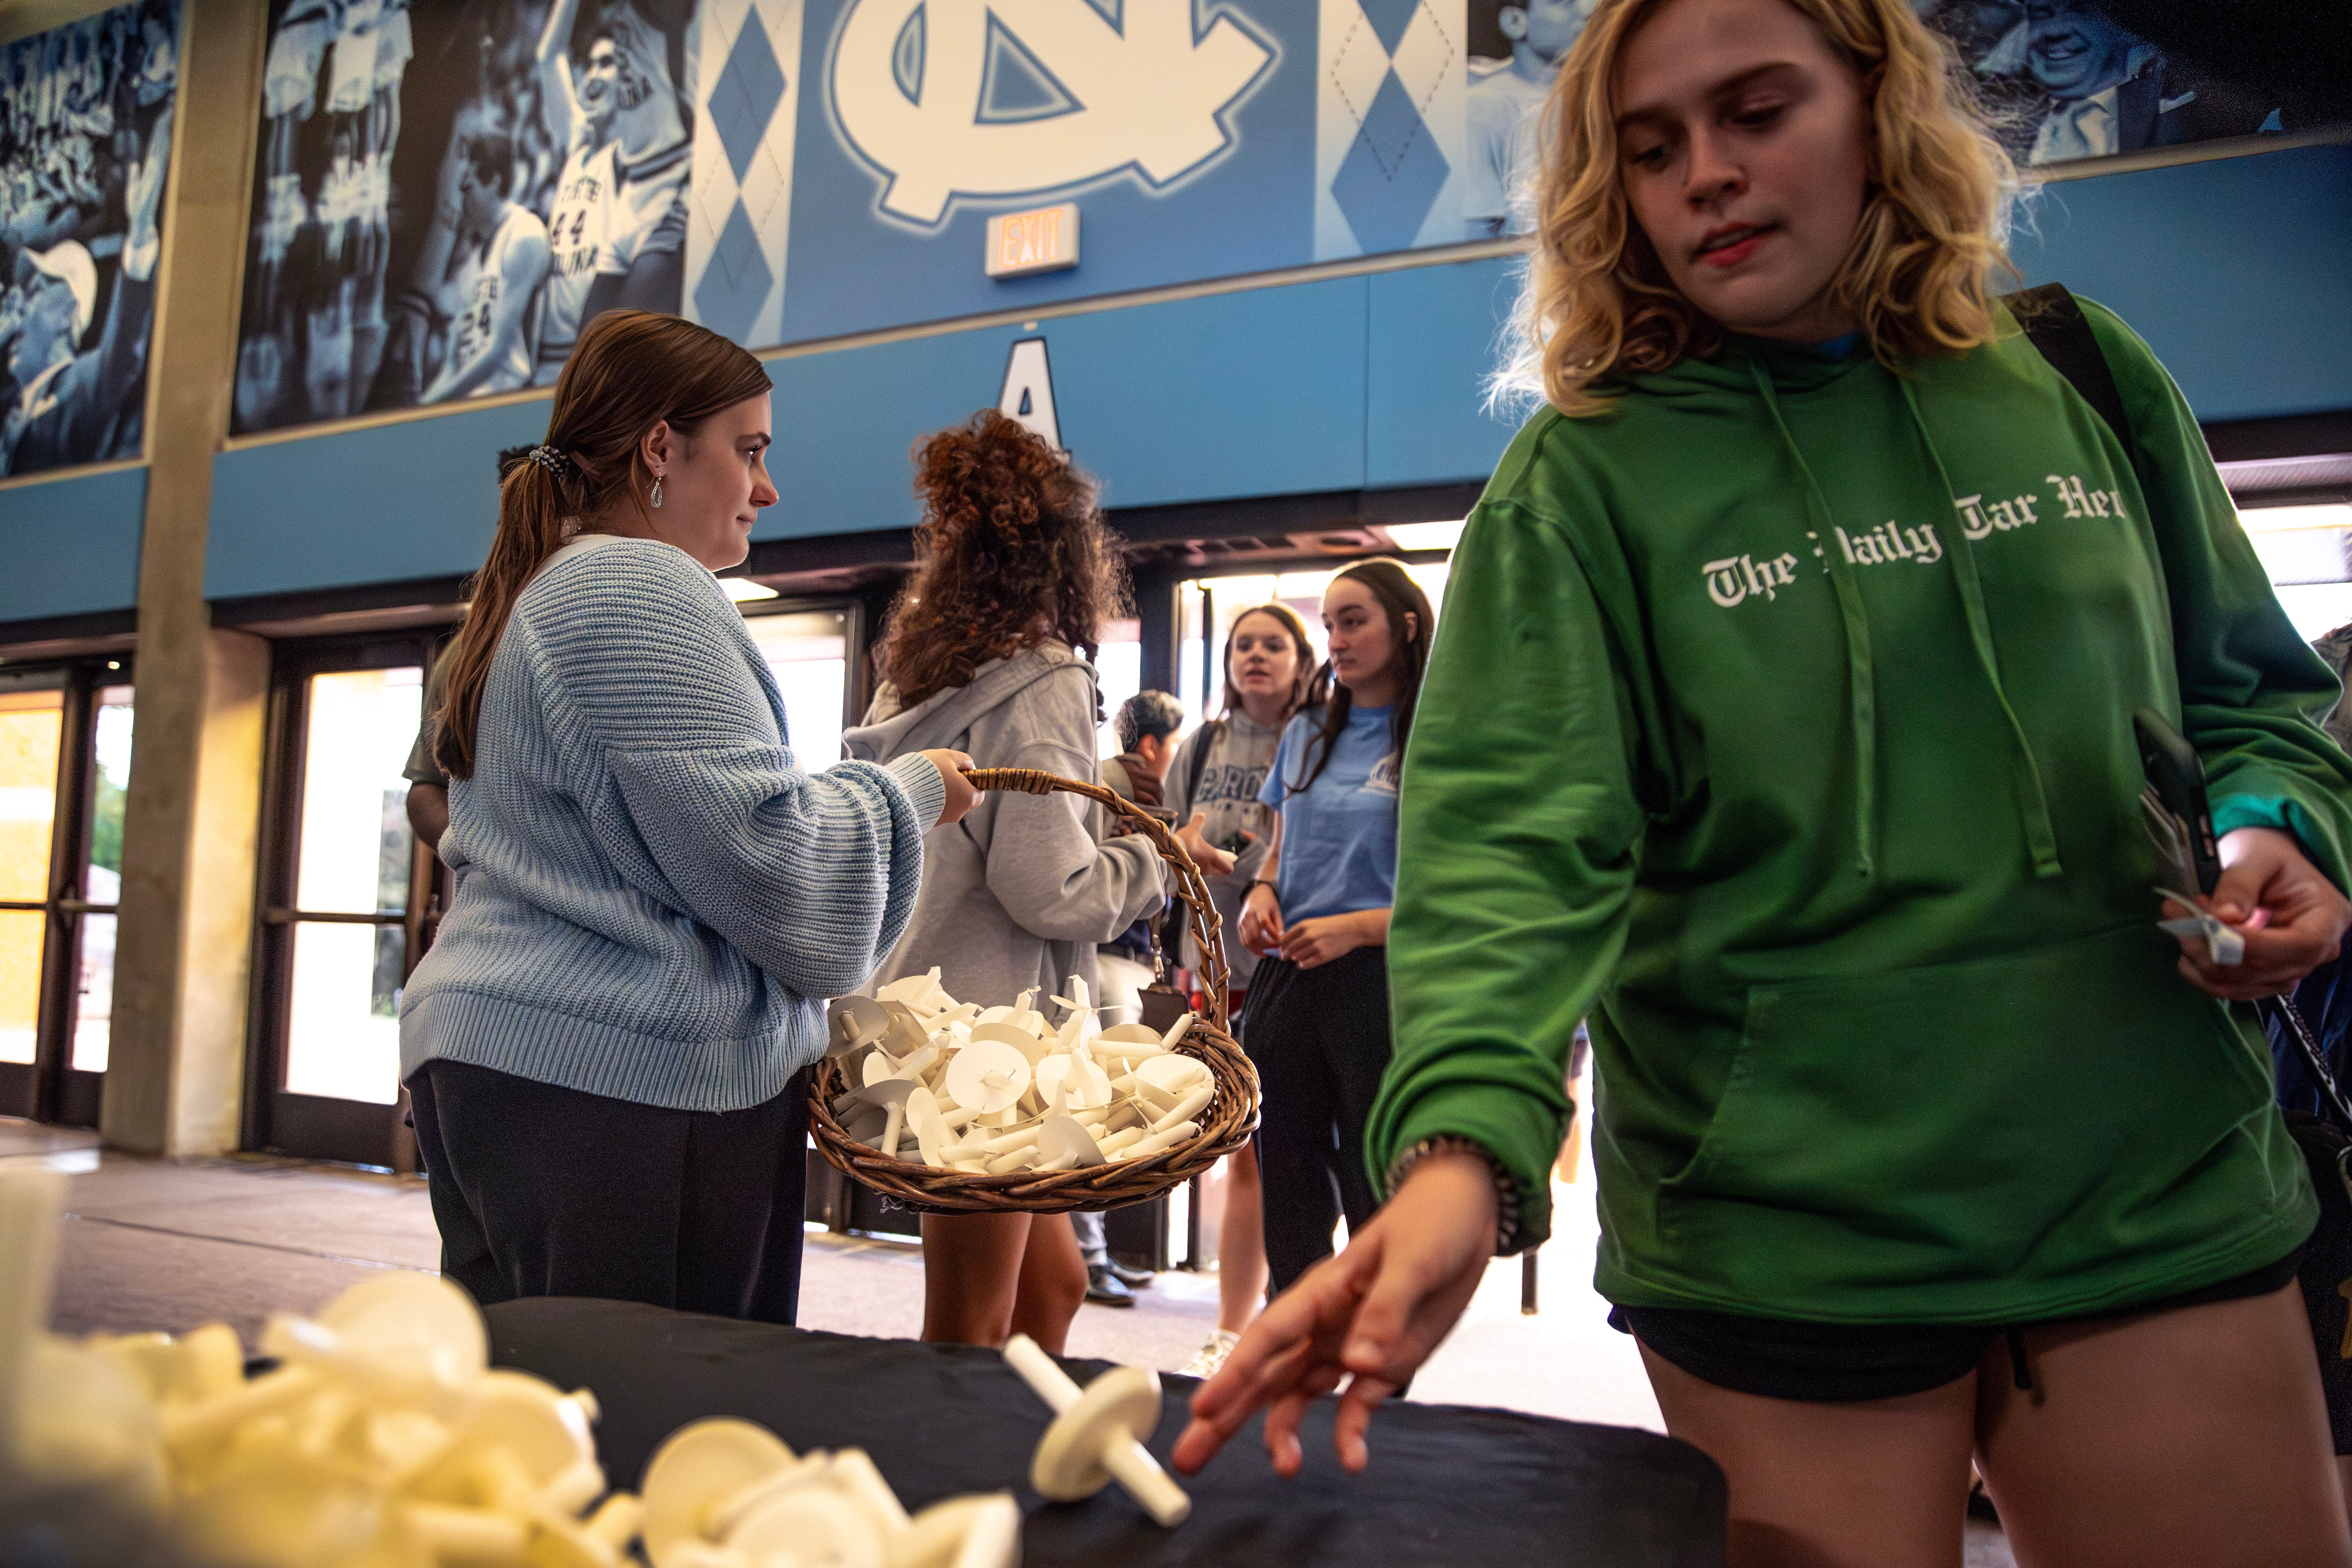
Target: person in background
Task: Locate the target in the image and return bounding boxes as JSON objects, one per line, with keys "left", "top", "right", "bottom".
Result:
{"left": 418, "top": 130, "right": 549, "bottom": 405}
{"left": 1073, "top": 688, "right": 1189, "bottom": 1308}
{"left": 1235, "top": 562, "right": 1431, "bottom": 1300}
{"left": 1101, "top": 688, "right": 1184, "bottom": 806}
{"left": 1166, "top": 602, "right": 1317, "bottom": 1378}
{"left": 2271, "top": 617, "right": 2352, "bottom": 1523}
{"left": 844, "top": 410, "right": 1165, "bottom": 1354}
{"left": 401, "top": 309, "right": 972, "bottom": 1326}
{"left": 1098, "top": 688, "right": 1187, "bottom": 1020}
{"left": 1180, "top": 1, "right": 2352, "bottom": 1561}
{"left": 404, "top": 646, "right": 452, "bottom": 851}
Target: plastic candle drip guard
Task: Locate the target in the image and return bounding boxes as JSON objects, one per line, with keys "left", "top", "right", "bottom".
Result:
{"left": 807, "top": 766, "right": 1260, "bottom": 1215}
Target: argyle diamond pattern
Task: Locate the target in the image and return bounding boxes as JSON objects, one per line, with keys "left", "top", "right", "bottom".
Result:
{"left": 711, "top": 8, "right": 787, "bottom": 186}
{"left": 1331, "top": 66, "right": 1450, "bottom": 253}
{"left": 694, "top": 196, "right": 772, "bottom": 346}
{"left": 1356, "top": 0, "right": 1422, "bottom": 53}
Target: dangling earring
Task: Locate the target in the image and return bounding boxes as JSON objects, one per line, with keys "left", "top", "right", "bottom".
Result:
{"left": 650, "top": 475, "right": 664, "bottom": 509}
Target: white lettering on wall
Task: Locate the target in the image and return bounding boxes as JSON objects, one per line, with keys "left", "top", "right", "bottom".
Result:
{"left": 830, "top": 0, "right": 1277, "bottom": 227}
{"left": 998, "top": 337, "right": 1062, "bottom": 451}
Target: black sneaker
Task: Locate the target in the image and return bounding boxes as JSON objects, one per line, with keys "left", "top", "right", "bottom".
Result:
{"left": 1085, "top": 1265, "right": 1135, "bottom": 1307}
{"left": 1105, "top": 1259, "right": 1155, "bottom": 1289}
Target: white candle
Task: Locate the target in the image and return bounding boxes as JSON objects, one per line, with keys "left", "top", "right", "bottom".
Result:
{"left": 1150, "top": 1086, "right": 1214, "bottom": 1135}
{"left": 1122, "top": 1122, "right": 1198, "bottom": 1161}
{"left": 0, "top": 1168, "right": 67, "bottom": 1457}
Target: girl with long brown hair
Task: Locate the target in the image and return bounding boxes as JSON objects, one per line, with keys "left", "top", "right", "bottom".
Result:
{"left": 1232, "top": 560, "right": 1434, "bottom": 1302}
{"left": 400, "top": 310, "right": 974, "bottom": 1325}
{"left": 1180, "top": 0, "right": 2352, "bottom": 1560}
{"left": 844, "top": 409, "right": 1166, "bottom": 1352}
{"left": 1163, "top": 601, "right": 1320, "bottom": 1377}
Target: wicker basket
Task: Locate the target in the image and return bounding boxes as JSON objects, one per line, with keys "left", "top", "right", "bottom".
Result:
{"left": 806, "top": 766, "right": 1260, "bottom": 1215}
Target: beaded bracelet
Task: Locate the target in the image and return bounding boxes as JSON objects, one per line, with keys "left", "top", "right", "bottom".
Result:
{"left": 1384, "top": 1135, "right": 1526, "bottom": 1257}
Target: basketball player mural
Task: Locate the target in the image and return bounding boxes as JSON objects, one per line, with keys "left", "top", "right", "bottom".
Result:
{"left": 530, "top": 0, "right": 690, "bottom": 387}
{"left": 237, "top": 0, "right": 414, "bottom": 431}
{"left": 1, "top": 0, "right": 179, "bottom": 478}
{"left": 231, "top": 0, "right": 690, "bottom": 433}
{"left": 1464, "top": 0, "right": 1594, "bottom": 239}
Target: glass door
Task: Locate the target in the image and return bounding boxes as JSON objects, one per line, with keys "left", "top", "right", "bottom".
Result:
{"left": 739, "top": 606, "right": 852, "bottom": 766}
{"left": 0, "top": 663, "right": 128, "bottom": 1127}
{"left": 248, "top": 636, "right": 436, "bottom": 1166}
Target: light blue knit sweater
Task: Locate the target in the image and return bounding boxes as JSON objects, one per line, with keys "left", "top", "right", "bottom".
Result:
{"left": 398, "top": 535, "right": 945, "bottom": 1111}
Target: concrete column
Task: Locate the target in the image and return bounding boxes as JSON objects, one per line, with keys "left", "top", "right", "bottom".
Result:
{"left": 102, "top": 0, "right": 268, "bottom": 1157}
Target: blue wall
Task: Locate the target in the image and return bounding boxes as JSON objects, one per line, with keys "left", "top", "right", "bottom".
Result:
{"left": 761, "top": 277, "right": 1372, "bottom": 539}
{"left": 0, "top": 466, "right": 145, "bottom": 622}
{"left": 2010, "top": 144, "right": 2352, "bottom": 423}
{"left": 9, "top": 143, "right": 2350, "bottom": 619}
{"left": 206, "top": 400, "right": 554, "bottom": 601}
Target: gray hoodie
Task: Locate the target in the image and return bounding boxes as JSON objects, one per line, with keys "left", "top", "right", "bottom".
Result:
{"left": 843, "top": 643, "right": 1165, "bottom": 1005}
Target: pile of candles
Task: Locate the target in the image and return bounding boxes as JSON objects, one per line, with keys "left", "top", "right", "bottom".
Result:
{"left": 641, "top": 1419, "right": 1016, "bottom": 1568}
{"left": 1, "top": 1163, "right": 639, "bottom": 1565}
{"left": 826, "top": 972, "right": 1217, "bottom": 1180}
{"left": 0, "top": 1166, "right": 1024, "bottom": 1567}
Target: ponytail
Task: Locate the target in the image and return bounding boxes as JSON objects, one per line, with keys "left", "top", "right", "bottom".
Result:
{"left": 431, "top": 448, "right": 583, "bottom": 779}
{"left": 427, "top": 310, "right": 774, "bottom": 780}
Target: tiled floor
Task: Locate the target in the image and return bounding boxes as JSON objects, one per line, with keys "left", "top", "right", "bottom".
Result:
{"left": 31, "top": 1130, "right": 2013, "bottom": 1565}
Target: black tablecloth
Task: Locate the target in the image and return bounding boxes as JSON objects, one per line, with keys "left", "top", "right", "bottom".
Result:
{"left": 484, "top": 1298, "right": 1725, "bottom": 1568}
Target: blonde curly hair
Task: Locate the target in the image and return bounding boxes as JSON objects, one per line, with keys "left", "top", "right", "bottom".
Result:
{"left": 1504, "top": 0, "right": 2024, "bottom": 416}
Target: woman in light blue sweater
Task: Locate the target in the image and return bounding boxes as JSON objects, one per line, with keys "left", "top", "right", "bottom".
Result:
{"left": 400, "top": 311, "right": 974, "bottom": 1324}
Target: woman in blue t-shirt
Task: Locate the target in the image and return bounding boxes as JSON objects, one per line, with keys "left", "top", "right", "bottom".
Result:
{"left": 1238, "top": 559, "right": 1435, "bottom": 1292}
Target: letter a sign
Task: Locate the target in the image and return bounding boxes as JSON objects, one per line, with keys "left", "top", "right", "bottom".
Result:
{"left": 998, "top": 338, "right": 1062, "bottom": 452}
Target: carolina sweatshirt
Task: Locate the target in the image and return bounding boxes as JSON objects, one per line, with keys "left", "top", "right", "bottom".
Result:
{"left": 399, "top": 535, "right": 945, "bottom": 1111}
{"left": 844, "top": 642, "right": 1165, "bottom": 1007}
{"left": 1375, "top": 301, "right": 2352, "bottom": 1324}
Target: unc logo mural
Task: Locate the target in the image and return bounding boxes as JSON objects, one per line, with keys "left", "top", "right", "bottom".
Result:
{"left": 828, "top": 0, "right": 1277, "bottom": 226}
{"left": 193, "top": 0, "right": 2312, "bottom": 442}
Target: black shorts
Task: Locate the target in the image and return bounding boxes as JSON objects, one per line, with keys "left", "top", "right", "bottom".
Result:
{"left": 1610, "top": 1248, "right": 2305, "bottom": 1404}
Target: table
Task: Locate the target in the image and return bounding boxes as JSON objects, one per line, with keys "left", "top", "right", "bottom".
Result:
{"left": 484, "top": 1298, "right": 1726, "bottom": 1567}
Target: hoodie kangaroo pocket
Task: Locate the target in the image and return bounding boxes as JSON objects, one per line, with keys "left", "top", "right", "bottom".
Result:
{"left": 1659, "top": 923, "right": 2275, "bottom": 1288}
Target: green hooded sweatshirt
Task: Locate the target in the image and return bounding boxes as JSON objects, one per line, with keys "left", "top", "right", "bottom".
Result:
{"left": 1374, "top": 300, "right": 2351, "bottom": 1324}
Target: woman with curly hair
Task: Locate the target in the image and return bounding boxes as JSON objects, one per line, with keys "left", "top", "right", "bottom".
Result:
{"left": 1177, "top": 0, "right": 2352, "bottom": 1561}
{"left": 845, "top": 409, "right": 1167, "bottom": 1352}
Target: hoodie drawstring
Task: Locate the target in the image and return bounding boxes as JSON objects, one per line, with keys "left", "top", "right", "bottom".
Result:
{"left": 1749, "top": 360, "right": 1880, "bottom": 878}
{"left": 1745, "top": 361, "right": 2065, "bottom": 883}
{"left": 1896, "top": 380, "right": 2063, "bottom": 880}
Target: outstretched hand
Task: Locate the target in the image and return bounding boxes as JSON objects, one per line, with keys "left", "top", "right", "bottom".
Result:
{"left": 1172, "top": 1151, "right": 1499, "bottom": 1479}
{"left": 1176, "top": 811, "right": 1236, "bottom": 877}
{"left": 2168, "top": 826, "right": 2349, "bottom": 1001}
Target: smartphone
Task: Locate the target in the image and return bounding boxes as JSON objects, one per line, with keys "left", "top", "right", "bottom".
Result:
{"left": 2132, "top": 707, "right": 2220, "bottom": 896}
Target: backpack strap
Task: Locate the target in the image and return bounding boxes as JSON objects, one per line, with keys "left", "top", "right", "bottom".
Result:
{"left": 1164, "top": 719, "right": 1224, "bottom": 968}
{"left": 2005, "top": 282, "right": 2133, "bottom": 456}
{"left": 2013, "top": 288, "right": 2352, "bottom": 1132}
{"left": 1183, "top": 718, "right": 1221, "bottom": 814}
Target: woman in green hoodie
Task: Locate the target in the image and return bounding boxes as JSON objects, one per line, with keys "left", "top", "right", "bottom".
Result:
{"left": 1176, "top": 0, "right": 2352, "bottom": 1561}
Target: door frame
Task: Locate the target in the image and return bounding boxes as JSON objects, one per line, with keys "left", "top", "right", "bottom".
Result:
{"left": 0, "top": 658, "right": 126, "bottom": 1128}
{"left": 242, "top": 630, "right": 442, "bottom": 1166}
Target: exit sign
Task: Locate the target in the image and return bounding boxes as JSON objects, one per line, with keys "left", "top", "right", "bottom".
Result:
{"left": 986, "top": 204, "right": 1080, "bottom": 279}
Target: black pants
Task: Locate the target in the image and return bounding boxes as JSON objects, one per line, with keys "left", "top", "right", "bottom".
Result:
{"left": 1242, "top": 946, "right": 1394, "bottom": 1294}
{"left": 407, "top": 1058, "right": 812, "bottom": 1326}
